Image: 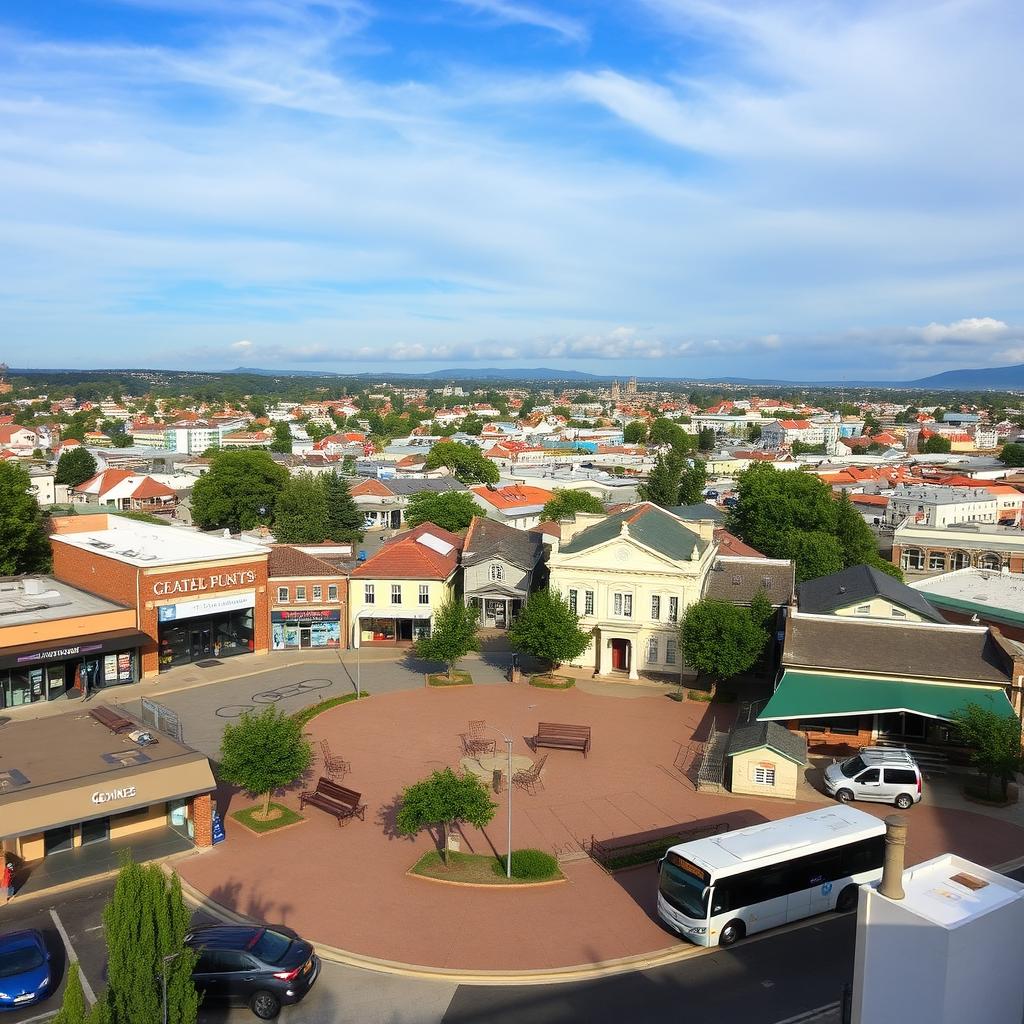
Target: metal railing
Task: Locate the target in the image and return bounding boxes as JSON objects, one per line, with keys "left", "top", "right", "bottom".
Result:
{"left": 140, "top": 697, "right": 183, "bottom": 743}
{"left": 588, "top": 820, "right": 730, "bottom": 872}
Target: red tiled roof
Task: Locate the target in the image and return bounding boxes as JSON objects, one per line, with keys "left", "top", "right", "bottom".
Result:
{"left": 351, "top": 522, "right": 462, "bottom": 580}
{"left": 470, "top": 484, "right": 554, "bottom": 510}
{"left": 268, "top": 545, "right": 346, "bottom": 578}
{"left": 350, "top": 478, "right": 394, "bottom": 497}
{"left": 714, "top": 528, "right": 765, "bottom": 558}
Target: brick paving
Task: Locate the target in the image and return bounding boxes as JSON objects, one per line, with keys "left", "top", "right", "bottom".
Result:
{"left": 176, "top": 684, "right": 1024, "bottom": 972}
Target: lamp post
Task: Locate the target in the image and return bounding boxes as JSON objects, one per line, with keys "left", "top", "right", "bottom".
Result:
{"left": 161, "top": 952, "right": 180, "bottom": 1024}
{"left": 485, "top": 725, "right": 514, "bottom": 879}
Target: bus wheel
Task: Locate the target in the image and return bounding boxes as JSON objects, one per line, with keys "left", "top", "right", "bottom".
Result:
{"left": 836, "top": 885, "right": 858, "bottom": 913}
{"left": 719, "top": 921, "right": 745, "bottom": 946}
{"left": 835, "top": 788, "right": 854, "bottom": 803}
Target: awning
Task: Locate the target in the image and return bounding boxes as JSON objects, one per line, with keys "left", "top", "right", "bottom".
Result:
{"left": 758, "top": 669, "right": 1016, "bottom": 723}
{"left": 0, "top": 629, "right": 152, "bottom": 671}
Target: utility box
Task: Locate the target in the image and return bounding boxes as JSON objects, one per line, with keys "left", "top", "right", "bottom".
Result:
{"left": 852, "top": 853, "right": 1024, "bottom": 1024}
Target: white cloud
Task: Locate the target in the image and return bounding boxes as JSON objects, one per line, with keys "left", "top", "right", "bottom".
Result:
{"left": 916, "top": 317, "right": 1009, "bottom": 344}
{"left": 451, "top": 0, "right": 588, "bottom": 43}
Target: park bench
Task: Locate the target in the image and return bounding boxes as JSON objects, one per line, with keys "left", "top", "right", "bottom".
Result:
{"left": 89, "top": 705, "right": 135, "bottom": 734}
{"left": 534, "top": 722, "right": 591, "bottom": 758}
{"left": 299, "top": 777, "right": 366, "bottom": 826}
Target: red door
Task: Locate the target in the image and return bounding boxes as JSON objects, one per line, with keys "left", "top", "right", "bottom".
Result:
{"left": 611, "top": 639, "right": 629, "bottom": 671}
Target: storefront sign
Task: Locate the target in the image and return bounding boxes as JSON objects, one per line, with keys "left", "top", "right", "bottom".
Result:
{"left": 91, "top": 785, "right": 137, "bottom": 804}
{"left": 158, "top": 591, "right": 255, "bottom": 623}
{"left": 272, "top": 610, "right": 341, "bottom": 622}
{"left": 16, "top": 641, "right": 103, "bottom": 666}
{"left": 152, "top": 570, "right": 257, "bottom": 597}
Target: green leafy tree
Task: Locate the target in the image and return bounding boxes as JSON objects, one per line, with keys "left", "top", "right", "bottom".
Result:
{"left": 460, "top": 414, "right": 484, "bottom": 436}
{"left": 999, "top": 442, "right": 1024, "bottom": 467}
{"left": 218, "top": 705, "right": 313, "bottom": 819}
{"left": 508, "top": 588, "right": 591, "bottom": 677}
{"left": 0, "top": 462, "right": 50, "bottom": 574}
{"left": 55, "top": 447, "right": 98, "bottom": 486}
{"left": 54, "top": 961, "right": 90, "bottom": 1024}
{"left": 414, "top": 598, "right": 480, "bottom": 679}
{"left": 190, "top": 449, "right": 289, "bottom": 532}
{"left": 638, "top": 450, "right": 683, "bottom": 507}
{"left": 395, "top": 767, "right": 497, "bottom": 865}
{"left": 952, "top": 704, "right": 1023, "bottom": 801}
{"left": 921, "top": 434, "right": 952, "bottom": 454}
{"left": 100, "top": 858, "right": 199, "bottom": 1024}
{"left": 541, "top": 488, "right": 604, "bottom": 521}
{"left": 274, "top": 472, "right": 331, "bottom": 543}
{"left": 322, "top": 470, "right": 364, "bottom": 541}
{"left": 698, "top": 427, "right": 716, "bottom": 451}
{"left": 404, "top": 490, "right": 480, "bottom": 532}
{"left": 749, "top": 588, "right": 774, "bottom": 627}
{"left": 269, "top": 420, "right": 293, "bottom": 454}
{"left": 649, "top": 418, "right": 681, "bottom": 447}
{"left": 791, "top": 440, "right": 828, "bottom": 456}
{"left": 680, "top": 598, "right": 769, "bottom": 696}
{"left": 746, "top": 422, "right": 763, "bottom": 442}
{"left": 425, "top": 441, "right": 499, "bottom": 484}
{"left": 677, "top": 458, "right": 707, "bottom": 506}
{"left": 622, "top": 421, "right": 647, "bottom": 444}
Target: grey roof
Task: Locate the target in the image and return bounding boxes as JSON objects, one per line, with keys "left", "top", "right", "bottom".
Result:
{"left": 727, "top": 721, "right": 808, "bottom": 765}
{"left": 386, "top": 478, "right": 467, "bottom": 496}
{"left": 461, "top": 516, "right": 544, "bottom": 570}
{"left": 668, "top": 504, "right": 725, "bottom": 522}
{"left": 782, "top": 614, "right": 1011, "bottom": 684}
{"left": 559, "top": 503, "right": 706, "bottom": 562}
{"left": 704, "top": 560, "right": 795, "bottom": 607}
{"left": 798, "top": 564, "right": 947, "bottom": 623}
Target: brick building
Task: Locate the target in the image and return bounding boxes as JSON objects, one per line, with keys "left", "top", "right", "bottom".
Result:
{"left": 268, "top": 545, "right": 349, "bottom": 651}
{"left": 893, "top": 520, "right": 1024, "bottom": 577}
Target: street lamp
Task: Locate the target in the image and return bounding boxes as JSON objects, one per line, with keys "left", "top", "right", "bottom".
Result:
{"left": 484, "top": 725, "right": 515, "bottom": 879}
{"left": 161, "top": 951, "right": 181, "bottom": 1024}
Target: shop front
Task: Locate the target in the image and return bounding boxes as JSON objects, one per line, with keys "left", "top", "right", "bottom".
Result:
{"left": 357, "top": 612, "right": 431, "bottom": 645}
{"left": 272, "top": 609, "right": 341, "bottom": 650}
{"left": 157, "top": 591, "right": 256, "bottom": 671}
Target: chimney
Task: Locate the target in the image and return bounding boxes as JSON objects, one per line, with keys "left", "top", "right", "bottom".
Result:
{"left": 879, "top": 814, "right": 908, "bottom": 900}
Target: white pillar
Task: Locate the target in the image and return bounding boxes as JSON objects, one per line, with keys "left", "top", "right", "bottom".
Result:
{"left": 628, "top": 640, "right": 639, "bottom": 680}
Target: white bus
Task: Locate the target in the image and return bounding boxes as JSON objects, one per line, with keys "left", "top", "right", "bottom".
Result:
{"left": 657, "top": 807, "right": 886, "bottom": 946}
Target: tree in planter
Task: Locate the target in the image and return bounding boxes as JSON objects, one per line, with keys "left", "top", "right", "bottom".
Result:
{"left": 680, "top": 598, "right": 769, "bottom": 697}
{"left": 55, "top": 447, "right": 97, "bottom": 487}
{"left": 395, "top": 767, "right": 497, "bottom": 865}
{"left": 951, "top": 703, "right": 1023, "bottom": 801}
{"left": 508, "top": 588, "right": 590, "bottom": 679}
{"left": 414, "top": 598, "right": 480, "bottom": 680}
{"left": 541, "top": 488, "right": 604, "bottom": 522}
{"left": 218, "top": 706, "right": 313, "bottom": 820}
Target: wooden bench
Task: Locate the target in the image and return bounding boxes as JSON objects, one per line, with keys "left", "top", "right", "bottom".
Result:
{"left": 534, "top": 722, "right": 591, "bottom": 758}
{"left": 89, "top": 706, "right": 135, "bottom": 734}
{"left": 299, "top": 777, "right": 366, "bottom": 826}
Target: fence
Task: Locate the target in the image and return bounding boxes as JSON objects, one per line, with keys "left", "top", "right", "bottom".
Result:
{"left": 695, "top": 715, "right": 730, "bottom": 792}
{"left": 140, "top": 697, "right": 183, "bottom": 743}
{"left": 588, "top": 820, "right": 731, "bottom": 873}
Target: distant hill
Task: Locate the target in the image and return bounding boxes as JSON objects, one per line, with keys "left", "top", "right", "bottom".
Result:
{"left": 420, "top": 366, "right": 602, "bottom": 381}
{"left": 905, "top": 362, "right": 1024, "bottom": 390}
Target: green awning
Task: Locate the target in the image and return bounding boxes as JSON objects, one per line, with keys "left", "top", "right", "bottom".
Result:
{"left": 759, "top": 669, "right": 1016, "bottom": 723}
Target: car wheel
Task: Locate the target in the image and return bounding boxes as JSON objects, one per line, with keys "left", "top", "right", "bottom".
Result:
{"left": 894, "top": 793, "right": 913, "bottom": 810}
{"left": 835, "top": 788, "right": 854, "bottom": 803}
{"left": 719, "top": 920, "right": 745, "bottom": 947}
{"left": 836, "top": 885, "right": 858, "bottom": 913}
{"left": 250, "top": 991, "right": 281, "bottom": 1020}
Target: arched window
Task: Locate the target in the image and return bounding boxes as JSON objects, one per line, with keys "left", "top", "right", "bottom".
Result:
{"left": 950, "top": 551, "right": 970, "bottom": 570}
{"left": 489, "top": 563, "right": 504, "bottom": 582}
{"left": 979, "top": 552, "right": 1001, "bottom": 571}
{"left": 928, "top": 552, "right": 946, "bottom": 571}
{"left": 901, "top": 548, "right": 924, "bottom": 571}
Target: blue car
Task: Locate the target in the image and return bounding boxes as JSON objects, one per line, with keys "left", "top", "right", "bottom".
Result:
{"left": 0, "top": 929, "right": 51, "bottom": 1011}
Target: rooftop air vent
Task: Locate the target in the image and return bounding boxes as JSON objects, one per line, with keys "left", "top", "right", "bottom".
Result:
{"left": 0, "top": 768, "right": 30, "bottom": 790}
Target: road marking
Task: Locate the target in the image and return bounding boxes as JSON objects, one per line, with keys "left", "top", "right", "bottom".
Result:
{"left": 84, "top": 924, "right": 104, "bottom": 932}
{"left": 49, "top": 909, "right": 98, "bottom": 1005}
{"left": 770, "top": 1002, "right": 840, "bottom": 1024}
{"left": 12, "top": 1010, "right": 58, "bottom": 1024}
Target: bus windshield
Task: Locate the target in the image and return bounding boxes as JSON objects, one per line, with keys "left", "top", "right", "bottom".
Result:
{"left": 659, "top": 860, "right": 709, "bottom": 920}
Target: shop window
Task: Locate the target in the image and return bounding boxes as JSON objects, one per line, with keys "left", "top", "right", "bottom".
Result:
{"left": 928, "top": 553, "right": 946, "bottom": 571}
{"left": 419, "top": 584, "right": 429, "bottom": 605}
{"left": 365, "top": 584, "right": 375, "bottom": 605}
{"left": 328, "top": 584, "right": 339, "bottom": 602}
{"left": 313, "top": 585, "right": 322, "bottom": 601}
{"left": 277, "top": 586, "right": 289, "bottom": 602}
{"left": 950, "top": 551, "right": 970, "bottom": 570}
{"left": 901, "top": 548, "right": 924, "bottom": 570}
{"left": 979, "top": 553, "right": 1001, "bottom": 571}
{"left": 391, "top": 584, "right": 402, "bottom": 604}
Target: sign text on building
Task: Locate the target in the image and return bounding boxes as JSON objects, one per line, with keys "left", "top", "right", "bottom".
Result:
{"left": 152, "top": 570, "right": 257, "bottom": 597}
{"left": 91, "top": 785, "right": 138, "bottom": 805}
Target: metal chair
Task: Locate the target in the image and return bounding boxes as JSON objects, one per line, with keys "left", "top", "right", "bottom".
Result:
{"left": 512, "top": 754, "right": 547, "bottom": 795}
{"left": 462, "top": 720, "right": 497, "bottom": 757}
{"left": 320, "top": 739, "right": 351, "bottom": 779}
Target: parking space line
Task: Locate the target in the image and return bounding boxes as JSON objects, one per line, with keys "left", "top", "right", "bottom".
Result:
{"left": 49, "top": 909, "right": 98, "bottom": 1005}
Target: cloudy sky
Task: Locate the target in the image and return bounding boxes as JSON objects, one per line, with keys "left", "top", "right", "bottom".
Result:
{"left": 2, "top": 0, "right": 1023, "bottom": 380}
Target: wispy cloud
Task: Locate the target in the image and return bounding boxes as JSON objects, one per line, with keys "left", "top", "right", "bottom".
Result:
{"left": 449, "top": 0, "right": 588, "bottom": 44}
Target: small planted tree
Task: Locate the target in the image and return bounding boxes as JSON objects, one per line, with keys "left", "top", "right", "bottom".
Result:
{"left": 680, "top": 598, "right": 769, "bottom": 697}
{"left": 952, "top": 703, "right": 1023, "bottom": 801}
{"left": 540, "top": 488, "right": 604, "bottom": 522}
{"left": 55, "top": 447, "right": 98, "bottom": 487}
{"left": 415, "top": 598, "right": 480, "bottom": 680}
{"left": 508, "top": 588, "right": 590, "bottom": 679}
{"left": 395, "top": 767, "right": 497, "bottom": 865}
{"left": 218, "top": 706, "right": 313, "bottom": 820}
{"left": 53, "top": 962, "right": 91, "bottom": 1024}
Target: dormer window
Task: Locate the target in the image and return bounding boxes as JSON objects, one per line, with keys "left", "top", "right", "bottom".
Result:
{"left": 489, "top": 563, "right": 504, "bottom": 582}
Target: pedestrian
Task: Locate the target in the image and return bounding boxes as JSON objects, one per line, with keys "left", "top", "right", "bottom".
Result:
{"left": 1, "top": 861, "right": 13, "bottom": 905}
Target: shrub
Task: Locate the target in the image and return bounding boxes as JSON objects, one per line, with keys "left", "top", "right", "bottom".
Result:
{"left": 528, "top": 675, "right": 574, "bottom": 689}
{"left": 494, "top": 848, "right": 560, "bottom": 880}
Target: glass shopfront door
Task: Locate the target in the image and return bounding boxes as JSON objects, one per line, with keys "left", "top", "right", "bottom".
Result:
{"left": 80, "top": 817, "right": 110, "bottom": 846}
{"left": 190, "top": 627, "right": 213, "bottom": 661}
{"left": 44, "top": 825, "right": 75, "bottom": 856}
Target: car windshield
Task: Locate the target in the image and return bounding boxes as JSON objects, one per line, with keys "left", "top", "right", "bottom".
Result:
{"left": 0, "top": 945, "right": 44, "bottom": 978}
{"left": 840, "top": 755, "right": 867, "bottom": 779}
{"left": 659, "top": 862, "right": 709, "bottom": 920}
{"left": 248, "top": 929, "right": 293, "bottom": 965}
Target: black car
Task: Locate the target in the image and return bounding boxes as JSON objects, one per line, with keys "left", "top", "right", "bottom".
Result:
{"left": 184, "top": 925, "right": 320, "bottom": 1020}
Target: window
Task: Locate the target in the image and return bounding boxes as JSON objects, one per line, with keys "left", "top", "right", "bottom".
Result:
{"left": 296, "top": 586, "right": 307, "bottom": 602}
{"left": 328, "top": 584, "right": 338, "bottom": 602}
{"left": 753, "top": 765, "right": 776, "bottom": 786}
{"left": 901, "top": 548, "right": 924, "bottom": 570}
{"left": 277, "top": 586, "right": 289, "bottom": 602}
{"left": 364, "top": 584, "right": 375, "bottom": 605}
{"left": 651, "top": 595, "right": 661, "bottom": 620}
{"left": 584, "top": 590, "right": 594, "bottom": 615}
{"left": 489, "top": 563, "right": 505, "bottom": 582}
{"left": 858, "top": 768, "right": 881, "bottom": 784}
{"left": 928, "top": 552, "right": 946, "bottom": 571}
{"left": 391, "top": 584, "right": 402, "bottom": 604}
{"left": 950, "top": 551, "right": 970, "bottom": 570}
{"left": 613, "top": 592, "right": 633, "bottom": 617}
{"left": 979, "top": 553, "right": 1001, "bottom": 571}
{"left": 313, "top": 585, "right": 322, "bottom": 601}
{"left": 419, "top": 584, "right": 430, "bottom": 605}
{"left": 647, "top": 637, "right": 658, "bottom": 663}
{"left": 665, "top": 638, "right": 677, "bottom": 665}
{"left": 855, "top": 604, "right": 870, "bottom": 614}
{"left": 890, "top": 607, "right": 907, "bottom": 618}
{"left": 668, "top": 597, "right": 679, "bottom": 623}
{"left": 568, "top": 589, "right": 578, "bottom": 613}
{"left": 884, "top": 768, "right": 917, "bottom": 785}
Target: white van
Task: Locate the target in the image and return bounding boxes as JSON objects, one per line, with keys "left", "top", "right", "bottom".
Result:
{"left": 823, "top": 747, "right": 922, "bottom": 809}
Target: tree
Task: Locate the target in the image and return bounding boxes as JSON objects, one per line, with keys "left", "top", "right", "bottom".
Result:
{"left": 638, "top": 450, "right": 683, "bottom": 507}
{"left": 395, "top": 767, "right": 497, "bottom": 865}
{"left": 190, "top": 449, "right": 289, "bottom": 532}
{"left": 460, "top": 413, "right": 484, "bottom": 436}
{"left": 920, "top": 434, "right": 951, "bottom": 454}
{"left": 269, "top": 421, "right": 293, "bottom": 454}
{"left": 749, "top": 588, "right": 774, "bottom": 628}
{"left": 274, "top": 472, "right": 331, "bottom": 543}
{"left": 508, "top": 588, "right": 591, "bottom": 677}
{"left": 622, "top": 421, "right": 647, "bottom": 444}
{"left": 952, "top": 704, "right": 1023, "bottom": 801}
{"left": 677, "top": 458, "right": 707, "bottom": 506}
{"left": 746, "top": 422, "right": 763, "bottom": 442}
{"left": 541, "top": 488, "right": 604, "bottom": 522}
{"left": 414, "top": 598, "right": 480, "bottom": 679}
{"left": 100, "top": 857, "right": 199, "bottom": 1024}
{"left": 791, "top": 440, "right": 827, "bottom": 456}
{"left": 425, "top": 440, "right": 499, "bottom": 484}
{"left": 698, "top": 427, "right": 716, "bottom": 452}
{"left": 999, "top": 442, "right": 1024, "bottom": 467}
{"left": 218, "top": 706, "right": 313, "bottom": 820}
{"left": 680, "top": 599, "right": 769, "bottom": 695}
{"left": 0, "top": 462, "right": 50, "bottom": 574}
{"left": 404, "top": 490, "right": 480, "bottom": 533}
{"left": 322, "top": 470, "right": 364, "bottom": 541}
{"left": 54, "top": 962, "right": 91, "bottom": 1024}
{"left": 649, "top": 417, "right": 681, "bottom": 446}
{"left": 55, "top": 447, "right": 97, "bottom": 486}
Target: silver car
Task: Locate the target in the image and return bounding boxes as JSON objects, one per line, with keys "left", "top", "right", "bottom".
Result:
{"left": 823, "top": 747, "right": 922, "bottom": 810}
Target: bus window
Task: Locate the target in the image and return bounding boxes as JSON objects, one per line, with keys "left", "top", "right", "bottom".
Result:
{"left": 659, "top": 860, "right": 709, "bottom": 919}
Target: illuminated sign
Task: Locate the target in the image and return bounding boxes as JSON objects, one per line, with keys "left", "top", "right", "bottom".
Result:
{"left": 152, "top": 570, "right": 257, "bottom": 597}
{"left": 91, "top": 786, "right": 137, "bottom": 804}
{"left": 667, "top": 853, "right": 710, "bottom": 883}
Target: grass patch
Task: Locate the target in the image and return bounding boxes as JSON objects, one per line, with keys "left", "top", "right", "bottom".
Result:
{"left": 231, "top": 802, "right": 304, "bottom": 834}
{"left": 686, "top": 689, "right": 737, "bottom": 703}
{"left": 411, "top": 850, "right": 563, "bottom": 885}
{"left": 667, "top": 691, "right": 685, "bottom": 702}
{"left": 427, "top": 671, "right": 474, "bottom": 686}
{"left": 291, "top": 692, "right": 369, "bottom": 729}
{"left": 528, "top": 674, "right": 575, "bottom": 690}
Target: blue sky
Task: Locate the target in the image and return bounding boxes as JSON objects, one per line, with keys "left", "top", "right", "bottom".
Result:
{"left": 2, "top": 0, "right": 1024, "bottom": 380}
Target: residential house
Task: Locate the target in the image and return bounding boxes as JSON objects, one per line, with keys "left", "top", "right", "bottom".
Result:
{"left": 470, "top": 483, "right": 555, "bottom": 530}
{"left": 461, "top": 517, "right": 545, "bottom": 629}
{"left": 268, "top": 545, "right": 348, "bottom": 651}
{"left": 350, "top": 477, "right": 467, "bottom": 531}
{"left": 796, "top": 564, "right": 948, "bottom": 624}
{"left": 0, "top": 424, "right": 37, "bottom": 453}
{"left": 72, "top": 469, "right": 178, "bottom": 517}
